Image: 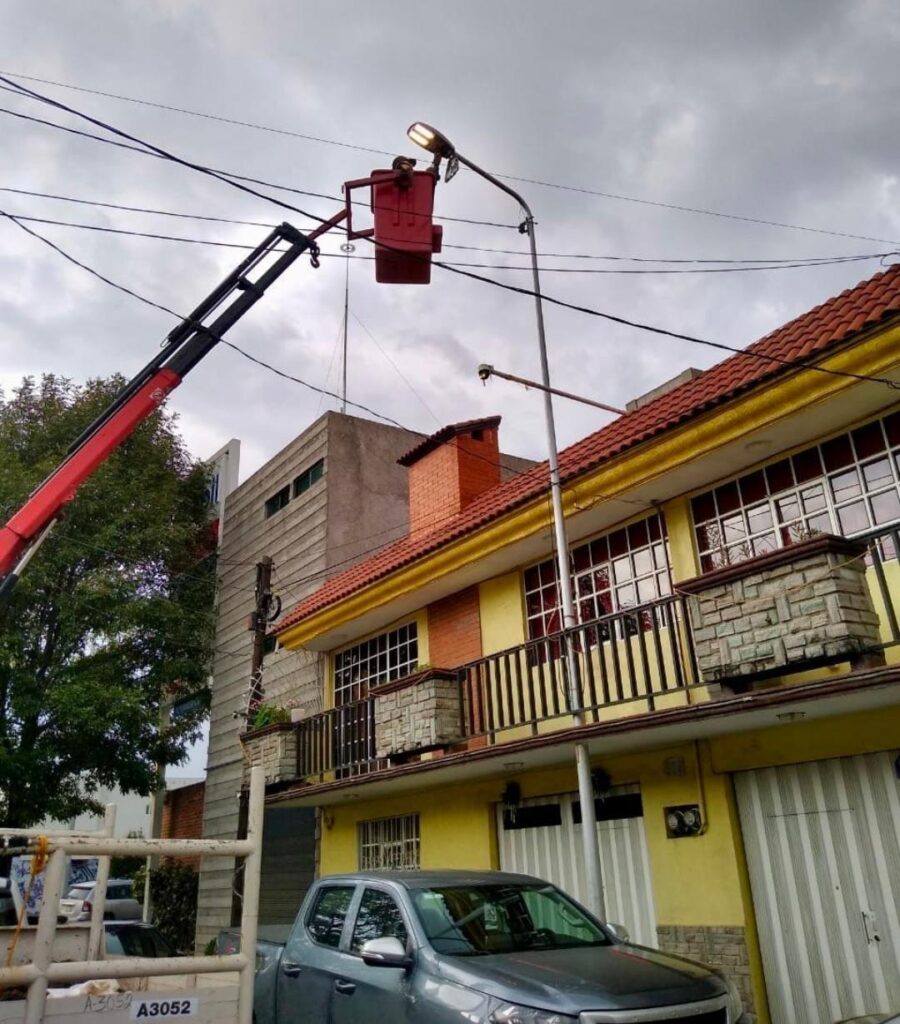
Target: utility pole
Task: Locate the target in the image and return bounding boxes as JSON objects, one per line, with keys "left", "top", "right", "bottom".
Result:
{"left": 247, "top": 556, "right": 276, "bottom": 719}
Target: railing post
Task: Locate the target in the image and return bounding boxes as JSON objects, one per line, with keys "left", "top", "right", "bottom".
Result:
{"left": 87, "top": 802, "right": 117, "bottom": 960}
{"left": 24, "top": 847, "right": 67, "bottom": 1024}
{"left": 238, "top": 766, "right": 265, "bottom": 1024}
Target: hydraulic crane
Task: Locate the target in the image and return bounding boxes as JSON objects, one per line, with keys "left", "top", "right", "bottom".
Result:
{"left": 0, "top": 158, "right": 443, "bottom": 604}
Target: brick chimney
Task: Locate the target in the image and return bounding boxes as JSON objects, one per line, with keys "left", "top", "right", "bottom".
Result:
{"left": 398, "top": 417, "right": 502, "bottom": 535}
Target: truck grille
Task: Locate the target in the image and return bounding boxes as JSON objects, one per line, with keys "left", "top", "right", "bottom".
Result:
{"left": 580, "top": 1000, "right": 728, "bottom": 1023}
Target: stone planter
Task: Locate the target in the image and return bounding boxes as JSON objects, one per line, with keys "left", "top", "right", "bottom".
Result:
{"left": 240, "top": 721, "right": 297, "bottom": 784}
{"left": 372, "top": 668, "right": 463, "bottom": 760}
{"left": 680, "top": 534, "right": 882, "bottom": 684}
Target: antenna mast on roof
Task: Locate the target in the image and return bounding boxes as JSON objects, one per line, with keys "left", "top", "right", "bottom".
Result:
{"left": 340, "top": 242, "right": 354, "bottom": 414}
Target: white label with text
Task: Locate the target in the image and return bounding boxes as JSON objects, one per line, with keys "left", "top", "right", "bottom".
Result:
{"left": 129, "top": 996, "right": 198, "bottom": 1019}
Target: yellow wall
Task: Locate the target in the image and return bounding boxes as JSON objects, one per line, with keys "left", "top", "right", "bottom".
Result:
{"left": 478, "top": 572, "right": 526, "bottom": 655}
{"left": 319, "top": 781, "right": 500, "bottom": 874}
{"left": 709, "top": 701, "right": 900, "bottom": 773}
{"left": 317, "top": 708, "right": 900, "bottom": 1024}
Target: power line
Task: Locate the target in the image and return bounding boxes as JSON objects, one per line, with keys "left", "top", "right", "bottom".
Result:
{"left": 0, "top": 207, "right": 413, "bottom": 426}
{"left": 349, "top": 309, "right": 442, "bottom": 427}
{"left": 433, "top": 258, "right": 900, "bottom": 390}
{"left": 5, "top": 186, "right": 890, "bottom": 266}
{"left": 3, "top": 68, "right": 898, "bottom": 247}
{"left": 0, "top": 100, "right": 516, "bottom": 231}
{"left": 5, "top": 210, "right": 892, "bottom": 275}
{"left": 5, "top": 75, "right": 898, "bottom": 397}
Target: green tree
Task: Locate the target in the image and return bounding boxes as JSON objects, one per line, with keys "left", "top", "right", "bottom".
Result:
{"left": 0, "top": 374, "right": 215, "bottom": 828}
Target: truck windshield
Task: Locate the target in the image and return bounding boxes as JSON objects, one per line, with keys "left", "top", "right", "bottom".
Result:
{"left": 411, "top": 883, "right": 612, "bottom": 956}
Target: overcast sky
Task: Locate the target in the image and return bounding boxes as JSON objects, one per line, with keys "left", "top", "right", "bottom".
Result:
{"left": 1, "top": 0, "right": 898, "bottom": 485}
{"left": 3, "top": 2, "right": 898, "bottom": 778}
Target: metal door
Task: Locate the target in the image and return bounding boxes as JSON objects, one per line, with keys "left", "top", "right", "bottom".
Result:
{"left": 736, "top": 753, "right": 900, "bottom": 1024}
{"left": 496, "top": 788, "right": 658, "bottom": 947}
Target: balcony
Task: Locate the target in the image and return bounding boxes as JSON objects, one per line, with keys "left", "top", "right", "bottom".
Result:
{"left": 292, "top": 523, "right": 900, "bottom": 787}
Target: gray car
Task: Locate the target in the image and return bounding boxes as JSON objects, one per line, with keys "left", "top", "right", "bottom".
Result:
{"left": 249, "top": 870, "right": 748, "bottom": 1023}
{"left": 59, "top": 878, "right": 142, "bottom": 922}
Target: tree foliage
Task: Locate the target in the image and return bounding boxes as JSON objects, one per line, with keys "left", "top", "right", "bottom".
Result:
{"left": 0, "top": 375, "right": 215, "bottom": 828}
{"left": 134, "top": 862, "right": 199, "bottom": 954}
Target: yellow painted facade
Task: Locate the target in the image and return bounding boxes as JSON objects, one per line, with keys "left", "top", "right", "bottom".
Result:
{"left": 318, "top": 706, "right": 900, "bottom": 1024}
{"left": 281, "top": 310, "right": 900, "bottom": 1024}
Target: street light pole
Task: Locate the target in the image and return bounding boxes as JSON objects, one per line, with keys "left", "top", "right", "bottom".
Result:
{"left": 408, "top": 123, "right": 605, "bottom": 919}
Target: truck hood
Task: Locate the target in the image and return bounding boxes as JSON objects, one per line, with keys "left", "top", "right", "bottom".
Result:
{"left": 435, "top": 943, "right": 726, "bottom": 1015}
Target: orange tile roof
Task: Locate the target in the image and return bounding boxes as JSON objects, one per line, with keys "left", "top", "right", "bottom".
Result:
{"left": 276, "top": 265, "right": 900, "bottom": 633}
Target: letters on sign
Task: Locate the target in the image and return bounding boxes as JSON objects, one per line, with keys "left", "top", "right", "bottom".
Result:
{"left": 129, "top": 997, "right": 199, "bottom": 1019}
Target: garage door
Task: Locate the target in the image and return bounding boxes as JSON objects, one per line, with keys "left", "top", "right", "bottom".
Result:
{"left": 497, "top": 788, "right": 658, "bottom": 947}
{"left": 736, "top": 753, "right": 900, "bottom": 1024}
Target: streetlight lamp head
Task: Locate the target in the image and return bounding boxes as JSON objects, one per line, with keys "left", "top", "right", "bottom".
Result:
{"left": 407, "top": 122, "right": 455, "bottom": 159}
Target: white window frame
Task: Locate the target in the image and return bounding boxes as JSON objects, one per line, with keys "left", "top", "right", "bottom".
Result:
{"left": 692, "top": 413, "right": 900, "bottom": 572}
{"left": 358, "top": 814, "right": 420, "bottom": 871}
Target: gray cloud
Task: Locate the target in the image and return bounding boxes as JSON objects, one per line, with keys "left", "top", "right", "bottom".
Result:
{"left": 0, "top": 0, "right": 897, "bottom": 476}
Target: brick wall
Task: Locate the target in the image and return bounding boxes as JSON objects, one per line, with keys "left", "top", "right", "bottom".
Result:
{"left": 407, "top": 426, "right": 501, "bottom": 535}
{"left": 428, "top": 586, "right": 483, "bottom": 668}
{"left": 161, "top": 781, "right": 205, "bottom": 869}
{"left": 656, "top": 925, "right": 756, "bottom": 1021}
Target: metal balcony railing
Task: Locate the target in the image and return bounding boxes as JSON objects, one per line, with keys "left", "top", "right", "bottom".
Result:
{"left": 295, "top": 524, "right": 900, "bottom": 784}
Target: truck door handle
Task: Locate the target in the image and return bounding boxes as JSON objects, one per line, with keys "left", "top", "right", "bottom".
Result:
{"left": 334, "top": 979, "right": 356, "bottom": 995}
{"left": 281, "top": 960, "right": 303, "bottom": 977}
{"left": 862, "top": 910, "right": 881, "bottom": 944}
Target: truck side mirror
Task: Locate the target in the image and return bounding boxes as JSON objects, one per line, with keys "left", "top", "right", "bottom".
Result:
{"left": 360, "top": 936, "right": 412, "bottom": 968}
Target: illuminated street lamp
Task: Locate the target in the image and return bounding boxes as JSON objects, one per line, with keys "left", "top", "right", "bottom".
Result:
{"left": 408, "top": 121, "right": 606, "bottom": 920}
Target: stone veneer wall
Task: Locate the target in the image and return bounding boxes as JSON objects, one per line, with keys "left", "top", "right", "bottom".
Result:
{"left": 374, "top": 671, "right": 463, "bottom": 759}
{"left": 656, "top": 925, "right": 756, "bottom": 1021}
{"left": 241, "top": 723, "right": 297, "bottom": 785}
{"left": 682, "top": 535, "right": 882, "bottom": 682}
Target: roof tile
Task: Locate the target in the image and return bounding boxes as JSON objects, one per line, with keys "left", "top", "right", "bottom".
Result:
{"left": 276, "top": 264, "right": 900, "bottom": 633}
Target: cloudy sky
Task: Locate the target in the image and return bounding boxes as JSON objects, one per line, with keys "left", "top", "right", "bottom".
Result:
{"left": 1, "top": 0, "right": 898, "bottom": 483}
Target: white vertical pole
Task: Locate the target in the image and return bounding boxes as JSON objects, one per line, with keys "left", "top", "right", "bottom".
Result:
{"left": 88, "top": 803, "right": 117, "bottom": 960}
{"left": 24, "top": 848, "right": 67, "bottom": 1024}
{"left": 237, "top": 767, "right": 265, "bottom": 1024}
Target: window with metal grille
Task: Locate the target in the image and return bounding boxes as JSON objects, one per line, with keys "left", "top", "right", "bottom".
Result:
{"left": 691, "top": 411, "right": 900, "bottom": 572}
{"left": 523, "top": 515, "right": 670, "bottom": 642}
{"left": 358, "top": 814, "right": 420, "bottom": 871}
{"left": 333, "top": 622, "right": 418, "bottom": 706}
{"left": 293, "top": 458, "right": 324, "bottom": 498}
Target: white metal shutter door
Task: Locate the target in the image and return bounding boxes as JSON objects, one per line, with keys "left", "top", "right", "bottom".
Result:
{"left": 735, "top": 753, "right": 900, "bottom": 1024}
{"left": 497, "top": 790, "right": 658, "bottom": 946}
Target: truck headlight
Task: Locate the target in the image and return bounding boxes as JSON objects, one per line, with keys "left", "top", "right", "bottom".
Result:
{"left": 489, "top": 1003, "right": 577, "bottom": 1024}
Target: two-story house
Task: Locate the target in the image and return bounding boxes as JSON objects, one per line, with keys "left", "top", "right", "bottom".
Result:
{"left": 269, "top": 266, "right": 900, "bottom": 1024}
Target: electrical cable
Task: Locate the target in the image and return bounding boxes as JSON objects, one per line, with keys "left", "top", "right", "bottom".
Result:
{"left": 4, "top": 185, "right": 891, "bottom": 266}
{"left": 5, "top": 73, "right": 896, "bottom": 391}
{"left": 0, "top": 100, "right": 516, "bottom": 231}
{"left": 0, "top": 207, "right": 412, "bottom": 427}
{"left": 349, "top": 309, "right": 442, "bottom": 427}
{"left": 6, "top": 209, "right": 892, "bottom": 275}
{"left": 4, "top": 68, "right": 898, "bottom": 247}
{"left": 430, "top": 258, "right": 900, "bottom": 390}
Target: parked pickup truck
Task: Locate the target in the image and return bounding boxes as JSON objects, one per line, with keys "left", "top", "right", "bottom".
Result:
{"left": 226, "top": 870, "right": 747, "bottom": 1023}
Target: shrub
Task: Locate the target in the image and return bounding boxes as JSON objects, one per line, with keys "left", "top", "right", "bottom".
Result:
{"left": 134, "top": 862, "right": 198, "bottom": 953}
